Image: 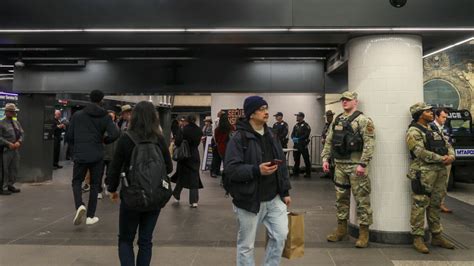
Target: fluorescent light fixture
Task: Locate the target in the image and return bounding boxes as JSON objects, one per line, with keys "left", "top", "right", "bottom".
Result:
{"left": 84, "top": 28, "right": 185, "bottom": 32}
{"left": 186, "top": 28, "right": 288, "bottom": 32}
{"left": 0, "top": 65, "right": 14, "bottom": 68}
{"left": 17, "top": 57, "right": 90, "bottom": 60}
{"left": 250, "top": 57, "right": 326, "bottom": 60}
{"left": 0, "top": 74, "right": 13, "bottom": 77}
{"left": 118, "top": 57, "right": 197, "bottom": 60}
{"left": 0, "top": 29, "right": 82, "bottom": 33}
{"left": 0, "top": 92, "right": 18, "bottom": 96}
{"left": 423, "top": 36, "right": 474, "bottom": 58}
{"left": 98, "top": 47, "right": 188, "bottom": 51}
{"left": 0, "top": 27, "right": 472, "bottom": 33}
{"left": 289, "top": 27, "right": 474, "bottom": 32}
{"left": 0, "top": 78, "right": 13, "bottom": 81}
{"left": 0, "top": 48, "right": 64, "bottom": 51}
{"left": 247, "top": 47, "right": 337, "bottom": 50}
{"left": 8, "top": 70, "right": 14, "bottom": 73}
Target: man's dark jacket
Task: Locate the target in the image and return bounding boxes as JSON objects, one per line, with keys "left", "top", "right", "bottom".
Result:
{"left": 224, "top": 120, "right": 291, "bottom": 214}
{"left": 66, "top": 103, "right": 119, "bottom": 164}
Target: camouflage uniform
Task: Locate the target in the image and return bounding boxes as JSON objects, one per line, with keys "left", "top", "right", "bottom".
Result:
{"left": 406, "top": 103, "right": 455, "bottom": 237}
{"left": 321, "top": 92, "right": 376, "bottom": 226}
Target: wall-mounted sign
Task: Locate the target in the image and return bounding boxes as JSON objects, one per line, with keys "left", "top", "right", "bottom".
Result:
{"left": 0, "top": 92, "right": 18, "bottom": 101}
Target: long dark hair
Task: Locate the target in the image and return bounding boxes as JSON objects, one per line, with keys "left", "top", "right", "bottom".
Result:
{"left": 218, "top": 112, "right": 232, "bottom": 134}
{"left": 129, "top": 101, "right": 162, "bottom": 139}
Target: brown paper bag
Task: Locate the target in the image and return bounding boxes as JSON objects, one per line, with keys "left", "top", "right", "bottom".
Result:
{"left": 265, "top": 212, "right": 305, "bottom": 259}
{"left": 283, "top": 212, "right": 305, "bottom": 259}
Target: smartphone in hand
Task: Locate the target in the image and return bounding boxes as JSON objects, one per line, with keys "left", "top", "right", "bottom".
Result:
{"left": 269, "top": 159, "right": 283, "bottom": 166}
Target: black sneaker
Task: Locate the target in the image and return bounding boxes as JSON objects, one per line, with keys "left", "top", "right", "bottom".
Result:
{"left": 8, "top": 186, "right": 20, "bottom": 193}
{"left": 0, "top": 190, "right": 12, "bottom": 195}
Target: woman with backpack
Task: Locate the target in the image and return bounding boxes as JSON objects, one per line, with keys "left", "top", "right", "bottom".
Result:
{"left": 107, "top": 101, "right": 173, "bottom": 266}
{"left": 171, "top": 115, "right": 204, "bottom": 208}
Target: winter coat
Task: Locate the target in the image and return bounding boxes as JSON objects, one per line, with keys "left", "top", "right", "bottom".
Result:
{"left": 171, "top": 123, "right": 204, "bottom": 189}
{"left": 224, "top": 120, "right": 291, "bottom": 214}
{"left": 66, "top": 103, "right": 120, "bottom": 164}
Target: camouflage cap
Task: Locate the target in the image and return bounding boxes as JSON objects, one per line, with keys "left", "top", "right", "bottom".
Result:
{"left": 340, "top": 91, "right": 358, "bottom": 100}
{"left": 409, "top": 102, "right": 432, "bottom": 116}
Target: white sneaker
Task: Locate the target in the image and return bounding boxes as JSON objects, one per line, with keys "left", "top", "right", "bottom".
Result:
{"left": 86, "top": 217, "right": 99, "bottom": 225}
{"left": 73, "top": 205, "right": 86, "bottom": 225}
{"left": 190, "top": 203, "right": 198, "bottom": 208}
{"left": 97, "top": 193, "right": 103, "bottom": 199}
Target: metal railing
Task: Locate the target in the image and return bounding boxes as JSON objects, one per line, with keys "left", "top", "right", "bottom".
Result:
{"left": 310, "top": 135, "right": 323, "bottom": 167}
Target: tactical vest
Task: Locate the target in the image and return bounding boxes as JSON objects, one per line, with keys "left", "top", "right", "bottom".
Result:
{"left": 331, "top": 111, "right": 364, "bottom": 159}
{"left": 409, "top": 122, "right": 448, "bottom": 158}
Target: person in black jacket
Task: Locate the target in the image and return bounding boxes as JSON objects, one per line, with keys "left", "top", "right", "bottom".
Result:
{"left": 107, "top": 101, "right": 172, "bottom": 266}
{"left": 291, "top": 112, "right": 312, "bottom": 178}
{"left": 224, "top": 96, "right": 291, "bottom": 266}
{"left": 53, "top": 110, "right": 66, "bottom": 169}
{"left": 171, "top": 115, "right": 204, "bottom": 208}
{"left": 66, "top": 90, "right": 119, "bottom": 226}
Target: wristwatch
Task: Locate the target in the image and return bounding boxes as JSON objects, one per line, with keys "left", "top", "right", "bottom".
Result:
{"left": 359, "top": 163, "right": 367, "bottom": 168}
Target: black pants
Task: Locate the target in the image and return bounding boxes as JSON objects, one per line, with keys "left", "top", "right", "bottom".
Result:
{"left": 211, "top": 145, "right": 222, "bottom": 175}
{"left": 119, "top": 203, "right": 160, "bottom": 266}
{"left": 72, "top": 161, "right": 104, "bottom": 218}
{"left": 53, "top": 138, "right": 61, "bottom": 166}
{"left": 172, "top": 183, "right": 199, "bottom": 204}
{"left": 293, "top": 147, "right": 311, "bottom": 175}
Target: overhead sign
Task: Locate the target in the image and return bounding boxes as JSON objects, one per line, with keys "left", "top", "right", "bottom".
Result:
{"left": 0, "top": 92, "right": 18, "bottom": 101}
{"left": 455, "top": 149, "right": 474, "bottom": 157}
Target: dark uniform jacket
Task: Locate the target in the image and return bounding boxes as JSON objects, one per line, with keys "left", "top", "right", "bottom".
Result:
{"left": 291, "top": 121, "right": 311, "bottom": 149}
{"left": 224, "top": 120, "right": 291, "bottom": 214}
{"left": 272, "top": 121, "right": 289, "bottom": 148}
{"left": 66, "top": 103, "right": 119, "bottom": 164}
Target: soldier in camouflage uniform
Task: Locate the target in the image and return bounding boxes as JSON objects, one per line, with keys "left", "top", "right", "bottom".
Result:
{"left": 321, "top": 91, "right": 375, "bottom": 248}
{"left": 406, "top": 102, "right": 456, "bottom": 254}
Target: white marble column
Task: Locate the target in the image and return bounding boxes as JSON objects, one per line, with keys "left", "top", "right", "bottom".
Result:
{"left": 347, "top": 35, "right": 424, "bottom": 243}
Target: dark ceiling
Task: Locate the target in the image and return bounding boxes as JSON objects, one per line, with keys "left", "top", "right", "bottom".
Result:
{"left": 0, "top": 0, "right": 472, "bottom": 76}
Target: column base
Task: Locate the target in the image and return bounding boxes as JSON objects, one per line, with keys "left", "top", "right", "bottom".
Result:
{"left": 348, "top": 223, "right": 430, "bottom": 244}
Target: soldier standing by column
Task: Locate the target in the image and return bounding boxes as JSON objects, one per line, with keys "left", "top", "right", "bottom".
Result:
{"left": 321, "top": 91, "right": 375, "bottom": 248}
{"left": 406, "top": 102, "right": 455, "bottom": 254}
{"left": 291, "top": 112, "right": 312, "bottom": 178}
{"left": 0, "top": 103, "right": 24, "bottom": 195}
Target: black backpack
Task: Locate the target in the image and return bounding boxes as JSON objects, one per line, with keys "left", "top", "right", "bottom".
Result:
{"left": 222, "top": 130, "right": 248, "bottom": 196}
{"left": 121, "top": 131, "right": 172, "bottom": 211}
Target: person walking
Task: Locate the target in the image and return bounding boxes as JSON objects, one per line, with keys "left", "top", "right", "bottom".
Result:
{"left": 66, "top": 90, "right": 119, "bottom": 225}
{"left": 172, "top": 115, "right": 204, "bottom": 208}
{"left": 107, "top": 101, "right": 173, "bottom": 266}
{"left": 224, "top": 96, "right": 291, "bottom": 266}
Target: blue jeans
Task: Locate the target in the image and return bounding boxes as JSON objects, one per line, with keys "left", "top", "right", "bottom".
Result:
{"left": 234, "top": 196, "right": 288, "bottom": 266}
{"left": 119, "top": 204, "right": 160, "bottom": 266}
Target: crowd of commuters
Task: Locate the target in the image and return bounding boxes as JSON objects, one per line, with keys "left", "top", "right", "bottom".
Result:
{"left": 0, "top": 88, "right": 459, "bottom": 265}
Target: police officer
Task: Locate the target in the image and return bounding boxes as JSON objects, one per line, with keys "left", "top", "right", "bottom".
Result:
{"left": 0, "top": 103, "right": 24, "bottom": 195}
{"left": 272, "top": 112, "right": 289, "bottom": 148}
{"left": 291, "top": 112, "right": 311, "bottom": 178}
{"left": 321, "top": 91, "right": 375, "bottom": 248}
{"left": 406, "top": 102, "right": 455, "bottom": 254}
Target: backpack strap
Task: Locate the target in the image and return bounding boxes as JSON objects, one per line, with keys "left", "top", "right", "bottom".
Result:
{"left": 347, "top": 111, "right": 363, "bottom": 124}
{"left": 125, "top": 131, "right": 157, "bottom": 145}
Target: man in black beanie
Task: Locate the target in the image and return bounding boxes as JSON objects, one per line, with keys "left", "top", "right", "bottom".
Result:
{"left": 224, "top": 95, "right": 291, "bottom": 265}
{"left": 66, "top": 90, "right": 119, "bottom": 226}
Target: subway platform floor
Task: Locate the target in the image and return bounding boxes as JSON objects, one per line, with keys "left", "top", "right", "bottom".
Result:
{"left": 0, "top": 161, "right": 473, "bottom": 266}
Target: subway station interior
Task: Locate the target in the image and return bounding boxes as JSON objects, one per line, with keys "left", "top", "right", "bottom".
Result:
{"left": 0, "top": 1, "right": 474, "bottom": 265}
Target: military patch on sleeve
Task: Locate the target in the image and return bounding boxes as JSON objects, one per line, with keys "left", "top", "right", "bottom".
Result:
{"left": 366, "top": 120, "right": 375, "bottom": 134}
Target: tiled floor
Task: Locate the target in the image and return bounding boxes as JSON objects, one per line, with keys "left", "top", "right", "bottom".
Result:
{"left": 0, "top": 161, "right": 473, "bottom": 265}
